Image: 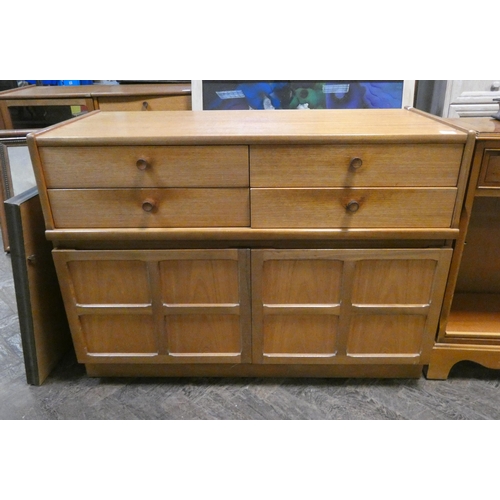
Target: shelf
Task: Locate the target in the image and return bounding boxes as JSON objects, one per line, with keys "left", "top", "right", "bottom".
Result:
{"left": 447, "top": 293, "right": 500, "bottom": 338}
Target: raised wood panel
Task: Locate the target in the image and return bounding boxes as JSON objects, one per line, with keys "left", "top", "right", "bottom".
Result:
{"left": 262, "top": 315, "right": 338, "bottom": 357}
{"left": 68, "top": 260, "right": 151, "bottom": 304}
{"left": 39, "top": 145, "right": 249, "bottom": 188}
{"left": 347, "top": 315, "right": 426, "bottom": 356}
{"left": 48, "top": 188, "right": 250, "bottom": 228}
{"left": 81, "top": 315, "right": 157, "bottom": 354}
{"left": 479, "top": 149, "right": 500, "bottom": 187}
{"left": 250, "top": 143, "right": 463, "bottom": 187}
{"left": 251, "top": 188, "right": 457, "bottom": 228}
{"left": 160, "top": 259, "right": 240, "bottom": 304}
{"left": 352, "top": 259, "right": 437, "bottom": 304}
{"left": 166, "top": 315, "right": 242, "bottom": 356}
{"left": 262, "top": 259, "right": 342, "bottom": 304}
{"left": 97, "top": 95, "right": 191, "bottom": 111}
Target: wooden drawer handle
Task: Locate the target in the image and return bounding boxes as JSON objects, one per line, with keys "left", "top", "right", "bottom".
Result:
{"left": 136, "top": 157, "right": 151, "bottom": 171}
{"left": 349, "top": 157, "right": 363, "bottom": 170}
{"left": 142, "top": 198, "right": 157, "bottom": 212}
{"left": 142, "top": 101, "right": 149, "bottom": 110}
{"left": 346, "top": 200, "right": 360, "bottom": 213}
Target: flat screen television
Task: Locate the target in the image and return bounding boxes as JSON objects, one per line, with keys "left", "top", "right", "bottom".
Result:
{"left": 191, "top": 80, "right": 415, "bottom": 111}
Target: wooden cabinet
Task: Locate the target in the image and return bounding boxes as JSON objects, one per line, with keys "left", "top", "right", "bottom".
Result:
{"left": 27, "top": 109, "right": 474, "bottom": 379}
{"left": 90, "top": 84, "right": 191, "bottom": 112}
{"left": 427, "top": 118, "right": 500, "bottom": 379}
{"left": 0, "top": 83, "right": 191, "bottom": 129}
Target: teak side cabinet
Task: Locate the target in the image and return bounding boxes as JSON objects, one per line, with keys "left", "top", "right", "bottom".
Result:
{"left": 427, "top": 117, "right": 500, "bottom": 379}
{"left": 27, "top": 108, "right": 477, "bottom": 379}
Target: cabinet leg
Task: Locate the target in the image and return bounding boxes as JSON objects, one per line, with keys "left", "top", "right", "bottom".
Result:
{"left": 426, "top": 344, "right": 500, "bottom": 380}
{"left": 425, "top": 355, "right": 455, "bottom": 380}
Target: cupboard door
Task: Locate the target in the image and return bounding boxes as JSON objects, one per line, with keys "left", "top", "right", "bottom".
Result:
{"left": 252, "top": 248, "right": 452, "bottom": 365}
{"left": 347, "top": 255, "right": 449, "bottom": 361}
{"left": 52, "top": 249, "right": 251, "bottom": 364}
{"left": 252, "top": 253, "right": 342, "bottom": 363}
{"left": 158, "top": 252, "right": 251, "bottom": 362}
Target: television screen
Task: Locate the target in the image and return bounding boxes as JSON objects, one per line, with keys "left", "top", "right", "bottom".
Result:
{"left": 201, "top": 80, "right": 406, "bottom": 110}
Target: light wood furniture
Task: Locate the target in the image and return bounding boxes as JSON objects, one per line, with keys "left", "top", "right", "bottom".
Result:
{"left": 27, "top": 108, "right": 474, "bottom": 379}
{"left": 91, "top": 84, "right": 191, "bottom": 112}
{"left": 0, "top": 83, "right": 191, "bottom": 129}
{"left": 427, "top": 117, "right": 500, "bottom": 379}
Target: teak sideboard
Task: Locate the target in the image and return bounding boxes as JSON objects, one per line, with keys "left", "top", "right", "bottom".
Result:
{"left": 27, "top": 108, "right": 475, "bottom": 379}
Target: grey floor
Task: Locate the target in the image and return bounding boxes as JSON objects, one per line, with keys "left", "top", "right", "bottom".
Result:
{"left": 1, "top": 239, "right": 500, "bottom": 420}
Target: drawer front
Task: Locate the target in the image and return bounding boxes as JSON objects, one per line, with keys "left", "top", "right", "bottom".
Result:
{"left": 251, "top": 188, "right": 457, "bottom": 228}
{"left": 97, "top": 95, "right": 191, "bottom": 111}
{"left": 478, "top": 148, "right": 500, "bottom": 187}
{"left": 39, "top": 145, "right": 249, "bottom": 188}
{"left": 250, "top": 144, "right": 463, "bottom": 187}
{"left": 47, "top": 188, "right": 250, "bottom": 228}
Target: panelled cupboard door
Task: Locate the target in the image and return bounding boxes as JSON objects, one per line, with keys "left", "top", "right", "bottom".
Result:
{"left": 51, "top": 249, "right": 251, "bottom": 364}
{"left": 252, "top": 248, "right": 452, "bottom": 365}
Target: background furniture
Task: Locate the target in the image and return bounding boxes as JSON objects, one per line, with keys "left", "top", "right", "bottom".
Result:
{"left": 0, "top": 130, "right": 38, "bottom": 251}
{"left": 415, "top": 80, "right": 500, "bottom": 118}
{"left": 5, "top": 188, "right": 72, "bottom": 385}
{"left": 427, "top": 117, "right": 500, "bottom": 379}
{"left": 28, "top": 108, "right": 473, "bottom": 380}
{"left": 0, "top": 83, "right": 192, "bottom": 129}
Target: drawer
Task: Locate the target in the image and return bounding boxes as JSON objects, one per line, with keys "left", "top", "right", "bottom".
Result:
{"left": 478, "top": 148, "right": 500, "bottom": 187}
{"left": 47, "top": 188, "right": 250, "bottom": 228}
{"left": 250, "top": 144, "right": 463, "bottom": 187}
{"left": 251, "top": 188, "right": 457, "bottom": 228}
{"left": 97, "top": 95, "right": 191, "bottom": 111}
{"left": 39, "top": 145, "right": 249, "bottom": 188}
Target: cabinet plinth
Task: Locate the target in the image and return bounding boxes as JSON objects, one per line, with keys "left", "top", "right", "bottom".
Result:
{"left": 28, "top": 109, "right": 472, "bottom": 379}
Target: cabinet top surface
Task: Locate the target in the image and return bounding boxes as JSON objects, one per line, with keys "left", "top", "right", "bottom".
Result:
{"left": 0, "top": 84, "right": 191, "bottom": 100}
{"left": 31, "top": 109, "right": 468, "bottom": 146}
{"left": 446, "top": 117, "right": 500, "bottom": 137}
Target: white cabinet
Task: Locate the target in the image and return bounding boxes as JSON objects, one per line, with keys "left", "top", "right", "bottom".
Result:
{"left": 445, "top": 80, "right": 500, "bottom": 118}
{"left": 416, "top": 80, "right": 500, "bottom": 118}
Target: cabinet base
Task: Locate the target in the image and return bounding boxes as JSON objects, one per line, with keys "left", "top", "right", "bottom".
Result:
{"left": 85, "top": 363, "right": 423, "bottom": 379}
{"left": 425, "top": 344, "right": 500, "bottom": 380}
